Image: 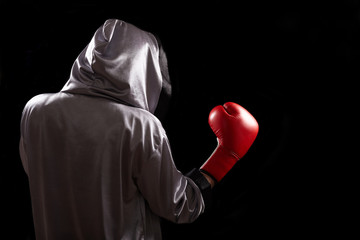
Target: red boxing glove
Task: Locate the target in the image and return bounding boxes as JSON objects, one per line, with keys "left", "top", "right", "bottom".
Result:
{"left": 200, "top": 102, "right": 259, "bottom": 182}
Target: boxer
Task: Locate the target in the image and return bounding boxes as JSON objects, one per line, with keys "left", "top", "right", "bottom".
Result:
{"left": 19, "top": 19, "right": 258, "bottom": 240}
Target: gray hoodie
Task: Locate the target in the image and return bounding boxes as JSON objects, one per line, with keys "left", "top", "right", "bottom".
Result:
{"left": 19, "top": 19, "right": 205, "bottom": 240}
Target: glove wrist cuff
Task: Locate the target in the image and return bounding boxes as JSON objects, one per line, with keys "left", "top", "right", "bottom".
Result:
{"left": 200, "top": 144, "right": 238, "bottom": 182}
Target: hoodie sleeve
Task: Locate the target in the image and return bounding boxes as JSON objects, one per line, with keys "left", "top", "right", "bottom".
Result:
{"left": 133, "top": 126, "right": 205, "bottom": 224}
{"left": 19, "top": 136, "right": 29, "bottom": 175}
{"left": 19, "top": 103, "right": 30, "bottom": 176}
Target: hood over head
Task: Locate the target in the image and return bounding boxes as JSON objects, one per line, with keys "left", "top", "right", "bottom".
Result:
{"left": 61, "top": 19, "right": 171, "bottom": 114}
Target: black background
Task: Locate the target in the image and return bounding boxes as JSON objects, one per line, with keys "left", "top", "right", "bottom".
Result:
{"left": 0, "top": 0, "right": 356, "bottom": 239}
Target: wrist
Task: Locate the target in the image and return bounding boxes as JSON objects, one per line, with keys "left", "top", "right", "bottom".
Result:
{"left": 200, "top": 172, "right": 215, "bottom": 188}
